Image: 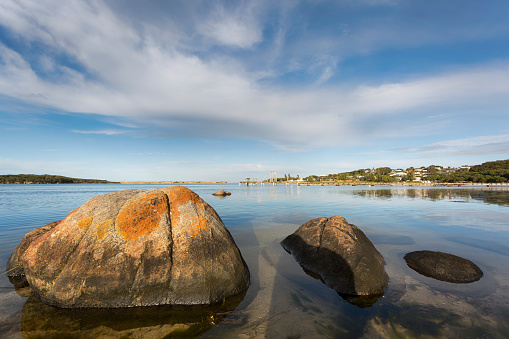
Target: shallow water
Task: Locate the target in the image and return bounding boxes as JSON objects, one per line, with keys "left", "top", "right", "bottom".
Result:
{"left": 1, "top": 183, "right": 509, "bottom": 338}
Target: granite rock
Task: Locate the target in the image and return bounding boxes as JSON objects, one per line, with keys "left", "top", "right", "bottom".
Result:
{"left": 281, "top": 216, "right": 388, "bottom": 296}
{"left": 212, "top": 190, "right": 231, "bottom": 196}
{"left": 8, "top": 186, "right": 249, "bottom": 308}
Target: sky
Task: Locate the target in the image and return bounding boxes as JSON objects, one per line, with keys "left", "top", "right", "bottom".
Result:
{"left": 1, "top": 0, "right": 509, "bottom": 182}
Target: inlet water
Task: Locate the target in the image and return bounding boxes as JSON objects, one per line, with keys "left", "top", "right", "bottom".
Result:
{"left": 1, "top": 183, "right": 508, "bottom": 338}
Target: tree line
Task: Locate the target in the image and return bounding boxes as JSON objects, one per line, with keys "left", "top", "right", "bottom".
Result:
{"left": 304, "top": 160, "right": 509, "bottom": 183}
{"left": 0, "top": 174, "right": 118, "bottom": 184}
{"left": 426, "top": 160, "right": 509, "bottom": 183}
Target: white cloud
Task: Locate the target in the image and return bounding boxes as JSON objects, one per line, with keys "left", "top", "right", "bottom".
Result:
{"left": 1, "top": 0, "right": 509, "bottom": 153}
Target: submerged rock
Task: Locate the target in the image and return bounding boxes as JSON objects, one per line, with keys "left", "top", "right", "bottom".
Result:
{"left": 281, "top": 216, "right": 388, "bottom": 297}
{"left": 212, "top": 190, "right": 231, "bottom": 196}
{"left": 404, "top": 250, "right": 483, "bottom": 283}
{"left": 8, "top": 186, "right": 249, "bottom": 308}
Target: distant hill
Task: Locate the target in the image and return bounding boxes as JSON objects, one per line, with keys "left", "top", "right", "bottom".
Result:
{"left": 461, "top": 159, "right": 509, "bottom": 183}
{"left": 0, "top": 174, "right": 119, "bottom": 184}
{"left": 470, "top": 159, "right": 509, "bottom": 172}
{"left": 305, "top": 159, "right": 509, "bottom": 183}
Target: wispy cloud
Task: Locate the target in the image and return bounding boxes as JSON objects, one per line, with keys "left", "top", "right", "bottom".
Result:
{"left": 393, "top": 134, "right": 509, "bottom": 158}
{"left": 311, "top": 55, "right": 339, "bottom": 85}
{"left": 163, "top": 160, "right": 211, "bottom": 165}
{"left": 0, "top": 157, "right": 84, "bottom": 174}
{"left": 197, "top": 2, "right": 263, "bottom": 49}
{"left": 71, "top": 129, "right": 126, "bottom": 136}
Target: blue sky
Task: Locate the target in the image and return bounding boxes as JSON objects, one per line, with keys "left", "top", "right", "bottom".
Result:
{"left": 1, "top": 0, "right": 509, "bottom": 182}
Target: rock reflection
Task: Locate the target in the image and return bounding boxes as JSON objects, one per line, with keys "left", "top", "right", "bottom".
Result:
{"left": 339, "top": 293, "right": 384, "bottom": 308}
{"left": 300, "top": 266, "right": 384, "bottom": 308}
{"left": 20, "top": 289, "right": 246, "bottom": 338}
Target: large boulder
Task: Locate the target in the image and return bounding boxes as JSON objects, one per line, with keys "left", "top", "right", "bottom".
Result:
{"left": 404, "top": 250, "right": 483, "bottom": 283}
{"left": 7, "top": 186, "right": 249, "bottom": 308}
{"left": 281, "top": 216, "right": 388, "bottom": 297}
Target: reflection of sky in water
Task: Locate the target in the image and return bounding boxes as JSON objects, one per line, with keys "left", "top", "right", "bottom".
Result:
{"left": 349, "top": 188, "right": 509, "bottom": 233}
{"left": 1, "top": 184, "right": 509, "bottom": 338}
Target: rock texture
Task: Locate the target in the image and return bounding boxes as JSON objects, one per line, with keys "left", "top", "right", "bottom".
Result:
{"left": 8, "top": 186, "right": 249, "bottom": 308}
{"left": 7, "top": 220, "right": 61, "bottom": 279}
{"left": 404, "top": 250, "right": 483, "bottom": 283}
{"left": 281, "top": 216, "right": 388, "bottom": 296}
{"left": 212, "top": 190, "right": 231, "bottom": 196}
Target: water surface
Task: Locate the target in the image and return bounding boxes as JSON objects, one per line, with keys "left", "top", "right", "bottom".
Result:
{"left": 1, "top": 183, "right": 508, "bottom": 338}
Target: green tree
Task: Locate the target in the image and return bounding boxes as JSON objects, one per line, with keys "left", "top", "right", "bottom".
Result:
{"left": 403, "top": 170, "right": 415, "bottom": 182}
{"left": 376, "top": 167, "right": 392, "bottom": 176}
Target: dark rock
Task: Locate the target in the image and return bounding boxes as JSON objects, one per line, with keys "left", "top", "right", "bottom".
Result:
{"left": 9, "top": 186, "right": 249, "bottom": 308}
{"left": 212, "top": 190, "right": 231, "bottom": 196}
{"left": 281, "top": 216, "right": 388, "bottom": 296}
{"left": 404, "top": 250, "right": 483, "bottom": 283}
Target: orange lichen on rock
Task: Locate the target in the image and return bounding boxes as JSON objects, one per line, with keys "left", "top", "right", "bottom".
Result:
{"left": 116, "top": 192, "right": 169, "bottom": 241}
{"left": 163, "top": 186, "right": 203, "bottom": 221}
{"left": 162, "top": 186, "right": 211, "bottom": 237}
{"left": 78, "top": 216, "right": 94, "bottom": 230}
{"left": 182, "top": 209, "right": 209, "bottom": 237}
{"left": 96, "top": 219, "right": 113, "bottom": 240}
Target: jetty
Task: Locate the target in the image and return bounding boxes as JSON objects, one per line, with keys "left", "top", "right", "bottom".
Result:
{"left": 239, "top": 178, "right": 278, "bottom": 186}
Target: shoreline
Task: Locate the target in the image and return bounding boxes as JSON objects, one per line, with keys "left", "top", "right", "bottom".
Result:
{"left": 120, "top": 181, "right": 228, "bottom": 184}
{"left": 241, "top": 181, "right": 509, "bottom": 187}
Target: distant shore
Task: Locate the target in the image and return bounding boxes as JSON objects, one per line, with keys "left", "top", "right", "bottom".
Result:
{"left": 0, "top": 175, "right": 227, "bottom": 185}
{"left": 120, "top": 181, "right": 227, "bottom": 184}
{"left": 241, "top": 180, "right": 508, "bottom": 187}
{"left": 0, "top": 174, "right": 118, "bottom": 184}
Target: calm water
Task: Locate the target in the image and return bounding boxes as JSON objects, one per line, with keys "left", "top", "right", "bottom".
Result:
{"left": 1, "top": 183, "right": 509, "bottom": 338}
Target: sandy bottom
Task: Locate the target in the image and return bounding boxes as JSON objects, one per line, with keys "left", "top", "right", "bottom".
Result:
{"left": 204, "top": 223, "right": 509, "bottom": 338}
{"left": 1, "top": 222, "right": 508, "bottom": 338}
